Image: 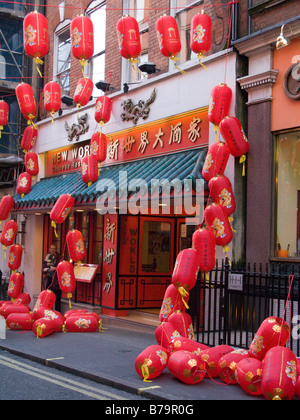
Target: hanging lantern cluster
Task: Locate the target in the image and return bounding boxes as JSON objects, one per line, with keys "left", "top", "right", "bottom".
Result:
{"left": 81, "top": 154, "right": 99, "bottom": 187}
{"left": 190, "top": 12, "right": 212, "bottom": 68}
{"left": 44, "top": 81, "right": 61, "bottom": 122}
{"left": 50, "top": 194, "right": 74, "bottom": 237}
{"left": 15, "top": 83, "right": 37, "bottom": 127}
{"left": 21, "top": 126, "right": 38, "bottom": 152}
{"left": 0, "top": 100, "right": 9, "bottom": 139}
{"left": 70, "top": 15, "right": 94, "bottom": 78}
{"left": 116, "top": 15, "right": 141, "bottom": 73}
{"left": 73, "top": 77, "right": 94, "bottom": 109}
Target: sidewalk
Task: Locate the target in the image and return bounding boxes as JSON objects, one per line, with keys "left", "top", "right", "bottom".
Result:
{"left": 0, "top": 314, "right": 270, "bottom": 401}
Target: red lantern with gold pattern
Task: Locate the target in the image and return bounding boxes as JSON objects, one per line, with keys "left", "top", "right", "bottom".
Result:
{"left": 262, "top": 346, "right": 297, "bottom": 400}
{"left": 156, "top": 15, "right": 181, "bottom": 60}
{"left": 208, "top": 175, "right": 236, "bottom": 217}
{"left": 95, "top": 96, "right": 112, "bottom": 127}
{"left": 235, "top": 357, "right": 263, "bottom": 396}
{"left": 13, "top": 292, "right": 31, "bottom": 306}
{"left": 44, "top": 81, "right": 61, "bottom": 121}
{"left": 25, "top": 151, "right": 39, "bottom": 179}
{"left": 155, "top": 321, "right": 182, "bottom": 349}
{"left": 23, "top": 11, "right": 49, "bottom": 72}
{"left": 66, "top": 229, "right": 86, "bottom": 266}
{"left": 3, "top": 304, "right": 29, "bottom": 319}
{"left": 217, "top": 349, "right": 250, "bottom": 384}
{"left": 64, "top": 313, "right": 99, "bottom": 332}
{"left": 33, "top": 317, "right": 56, "bottom": 338}
{"left": 202, "top": 141, "right": 230, "bottom": 182}
{"left": 56, "top": 260, "right": 76, "bottom": 308}
{"left": 6, "top": 312, "right": 34, "bottom": 331}
{"left": 249, "top": 316, "right": 290, "bottom": 361}
{"left": 192, "top": 227, "right": 216, "bottom": 272}
{"left": 135, "top": 344, "right": 169, "bottom": 382}
{"left": 208, "top": 83, "right": 232, "bottom": 129}
{"left": 70, "top": 15, "right": 94, "bottom": 68}
{"left": 17, "top": 172, "right": 32, "bottom": 198}
{"left": 7, "top": 244, "right": 23, "bottom": 272}
{"left": 33, "top": 289, "right": 56, "bottom": 313}
{"left": 0, "top": 195, "right": 15, "bottom": 222}
{"left": 81, "top": 154, "right": 99, "bottom": 187}
{"left": 204, "top": 203, "right": 233, "bottom": 251}
{"left": 190, "top": 13, "right": 212, "bottom": 65}
{"left": 32, "top": 307, "right": 64, "bottom": 332}
{"left": 15, "top": 83, "right": 37, "bottom": 125}
{"left": 168, "top": 336, "right": 209, "bottom": 355}
{"left": 0, "top": 220, "right": 18, "bottom": 249}
{"left": 73, "top": 77, "right": 94, "bottom": 108}
{"left": 7, "top": 272, "right": 24, "bottom": 301}
{"left": 200, "top": 344, "right": 234, "bottom": 378}
{"left": 50, "top": 194, "right": 74, "bottom": 237}
{"left": 0, "top": 100, "right": 9, "bottom": 138}
{"left": 168, "top": 311, "right": 194, "bottom": 340}
{"left": 116, "top": 16, "right": 141, "bottom": 66}
{"left": 21, "top": 126, "right": 38, "bottom": 152}
{"left": 159, "top": 284, "right": 188, "bottom": 322}
{"left": 90, "top": 132, "right": 107, "bottom": 166}
{"left": 168, "top": 350, "right": 206, "bottom": 385}
{"left": 172, "top": 248, "right": 199, "bottom": 308}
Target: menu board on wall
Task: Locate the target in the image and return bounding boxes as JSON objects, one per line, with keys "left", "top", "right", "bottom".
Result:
{"left": 74, "top": 264, "right": 98, "bottom": 283}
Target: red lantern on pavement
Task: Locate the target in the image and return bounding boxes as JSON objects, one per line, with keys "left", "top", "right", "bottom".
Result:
{"left": 25, "top": 151, "right": 39, "bottom": 179}
{"left": 204, "top": 203, "right": 233, "bottom": 253}
{"left": 172, "top": 248, "right": 200, "bottom": 309}
{"left": 66, "top": 229, "right": 86, "bottom": 266}
{"left": 21, "top": 126, "right": 38, "bottom": 152}
{"left": 202, "top": 141, "right": 230, "bottom": 182}
{"left": 7, "top": 272, "right": 24, "bottom": 301}
{"left": 116, "top": 16, "right": 141, "bottom": 70}
{"left": 208, "top": 175, "right": 236, "bottom": 217}
{"left": 70, "top": 15, "right": 94, "bottom": 76}
{"left": 44, "top": 81, "right": 61, "bottom": 122}
{"left": 81, "top": 154, "right": 99, "bottom": 187}
{"left": 219, "top": 116, "right": 249, "bottom": 176}
{"left": 32, "top": 307, "right": 64, "bottom": 332}
{"left": 190, "top": 12, "right": 212, "bottom": 67}
{"left": 7, "top": 244, "right": 23, "bottom": 272}
{"left": 33, "top": 290, "right": 56, "bottom": 313}
{"left": 217, "top": 349, "right": 250, "bottom": 384}
{"left": 0, "top": 220, "right": 18, "bottom": 250}
{"left": 235, "top": 358, "right": 263, "bottom": 396}
{"left": 168, "top": 350, "right": 206, "bottom": 385}
{"left": 0, "top": 195, "right": 15, "bottom": 222}
{"left": 23, "top": 11, "right": 49, "bottom": 76}
{"left": 249, "top": 316, "right": 290, "bottom": 361}
{"left": 90, "top": 132, "right": 107, "bottom": 168}
{"left": 168, "top": 336, "right": 209, "bottom": 355}
{"left": 56, "top": 260, "right": 76, "bottom": 308}
{"left": 13, "top": 292, "right": 31, "bottom": 306}
{"left": 73, "top": 77, "right": 94, "bottom": 108}
{"left": 33, "top": 317, "right": 56, "bottom": 338}
{"left": 262, "top": 346, "right": 297, "bottom": 400}
{"left": 95, "top": 96, "right": 112, "bottom": 128}
{"left": 6, "top": 312, "right": 34, "bottom": 331}
{"left": 3, "top": 304, "right": 30, "bottom": 319}
{"left": 192, "top": 227, "right": 216, "bottom": 273}
{"left": 208, "top": 84, "right": 232, "bottom": 132}
{"left": 200, "top": 344, "right": 234, "bottom": 378}
{"left": 135, "top": 344, "right": 169, "bottom": 382}
{"left": 15, "top": 83, "right": 37, "bottom": 126}
{"left": 156, "top": 15, "right": 183, "bottom": 72}
{"left": 168, "top": 311, "right": 194, "bottom": 340}
{"left": 64, "top": 313, "right": 100, "bottom": 332}
{"left": 155, "top": 321, "right": 182, "bottom": 349}
{"left": 0, "top": 100, "right": 9, "bottom": 138}
{"left": 159, "top": 284, "right": 188, "bottom": 322}
{"left": 50, "top": 194, "right": 74, "bottom": 237}
{"left": 17, "top": 172, "right": 32, "bottom": 198}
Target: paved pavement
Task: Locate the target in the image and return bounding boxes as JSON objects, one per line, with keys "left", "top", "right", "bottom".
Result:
{"left": 0, "top": 314, "right": 272, "bottom": 401}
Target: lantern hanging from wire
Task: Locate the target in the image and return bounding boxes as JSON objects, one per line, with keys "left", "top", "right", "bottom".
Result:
{"left": 7, "top": 244, "right": 23, "bottom": 273}
{"left": 73, "top": 77, "right": 94, "bottom": 109}
{"left": 21, "top": 126, "right": 38, "bottom": 152}
{"left": 208, "top": 175, "right": 236, "bottom": 217}
{"left": 7, "top": 272, "right": 24, "bottom": 301}
{"left": 204, "top": 203, "right": 233, "bottom": 255}
{"left": 81, "top": 154, "right": 99, "bottom": 187}
{"left": 0, "top": 220, "right": 18, "bottom": 255}
{"left": 135, "top": 344, "right": 169, "bottom": 382}
{"left": 208, "top": 84, "right": 232, "bottom": 137}
{"left": 50, "top": 194, "right": 74, "bottom": 238}
{"left": 66, "top": 229, "right": 86, "bottom": 266}
{"left": 23, "top": 11, "right": 49, "bottom": 77}
{"left": 44, "top": 81, "right": 61, "bottom": 123}
{"left": 192, "top": 227, "right": 216, "bottom": 274}
{"left": 159, "top": 284, "right": 188, "bottom": 323}
{"left": 70, "top": 15, "right": 94, "bottom": 78}
{"left": 90, "top": 132, "right": 107, "bottom": 171}
{"left": 0, "top": 195, "right": 15, "bottom": 223}
{"left": 116, "top": 15, "right": 141, "bottom": 72}
{"left": 15, "top": 83, "right": 37, "bottom": 127}
{"left": 0, "top": 100, "right": 9, "bottom": 138}
{"left": 168, "top": 350, "right": 206, "bottom": 385}
{"left": 56, "top": 260, "right": 76, "bottom": 308}
{"left": 202, "top": 141, "right": 230, "bottom": 182}
{"left": 25, "top": 151, "right": 39, "bottom": 179}
{"left": 190, "top": 12, "right": 212, "bottom": 69}
{"left": 17, "top": 172, "right": 32, "bottom": 198}
{"left": 94, "top": 96, "right": 112, "bottom": 130}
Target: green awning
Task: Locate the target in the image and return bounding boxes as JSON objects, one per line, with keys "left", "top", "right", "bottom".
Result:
{"left": 16, "top": 148, "right": 208, "bottom": 209}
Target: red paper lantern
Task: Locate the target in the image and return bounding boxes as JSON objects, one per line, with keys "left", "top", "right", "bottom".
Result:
{"left": 7, "top": 244, "right": 23, "bottom": 272}
{"left": 0, "top": 100, "right": 9, "bottom": 138}
{"left": 249, "top": 316, "right": 290, "bottom": 361}
{"left": 25, "top": 151, "right": 39, "bottom": 179}
{"left": 73, "top": 77, "right": 94, "bottom": 108}
{"left": 208, "top": 175, "right": 236, "bottom": 217}
{"left": 95, "top": 96, "right": 112, "bottom": 127}
{"left": 202, "top": 141, "right": 230, "bottom": 182}
{"left": 7, "top": 272, "right": 24, "bottom": 301}
{"left": 159, "top": 284, "right": 189, "bottom": 322}
{"left": 23, "top": 11, "right": 49, "bottom": 73}
{"left": 50, "top": 194, "right": 74, "bottom": 237}
{"left": 56, "top": 260, "right": 76, "bottom": 307}
{"left": 15, "top": 83, "right": 37, "bottom": 125}
{"left": 21, "top": 126, "right": 38, "bottom": 152}
{"left": 168, "top": 350, "right": 206, "bottom": 385}
{"left": 192, "top": 228, "right": 216, "bottom": 273}
{"left": 200, "top": 344, "right": 234, "bottom": 378}
{"left": 0, "top": 195, "right": 15, "bottom": 222}
{"left": 172, "top": 248, "right": 199, "bottom": 308}
{"left": 135, "top": 344, "right": 169, "bottom": 382}
{"left": 235, "top": 357, "right": 263, "bottom": 396}
{"left": 90, "top": 132, "right": 107, "bottom": 166}
{"left": 32, "top": 317, "right": 56, "bottom": 338}
{"left": 3, "top": 304, "right": 30, "bottom": 319}
{"left": 217, "top": 349, "right": 250, "bottom": 384}
{"left": 66, "top": 229, "right": 86, "bottom": 266}
{"left": 208, "top": 83, "right": 232, "bottom": 129}
{"left": 81, "top": 154, "right": 99, "bottom": 187}
{"left": 70, "top": 15, "right": 94, "bottom": 69}
{"left": 168, "top": 311, "right": 194, "bottom": 340}
{"left": 44, "top": 81, "right": 61, "bottom": 121}
{"left": 168, "top": 337, "right": 209, "bottom": 355}
{"left": 262, "top": 346, "right": 297, "bottom": 400}
{"left": 204, "top": 204, "right": 233, "bottom": 251}
{"left": 156, "top": 15, "right": 182, "bottom": 71}
{"left": 17, "top": 172, "right": 32, "bottom": 197}
{"left": 13, "top": 292, "right": 31, "bottom": 306}
{"left": 6, "top": 312, "right": 34, "bottom": 330}
{"left": 64, "top": 313, "right": 100, "bottom": 332}
{"left": 33, "top": 289, "right": 56, "bottom": 313}
{"left": 33, "top": 307, "right": 64, "bottom": 332}
{"left": 116, "top": 16, "right": 141, "bottom": 67}
{"left": 190, "top": 13, "right": 212, "bottom": 66}
{"left": 64, "top": 309, "right": 89, "bottom": 319}
{"left": 155, "top": 321, "right": 182, "bottom": 349}
{"left": 0, "top": 220, "right": 18, "bottom": 249}
{"left": 0, "top": 302, "right": 13, "bottom": 316}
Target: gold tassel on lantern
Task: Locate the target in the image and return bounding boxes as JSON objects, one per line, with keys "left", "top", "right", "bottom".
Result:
{"left": 34, "top": 57, "right": 44, "bottom": 77}
{"left": 51, "top": 220, "right": 58, "bottom": 238}
{"left": 141, "top": 364, "right": 152, "bottom": 382}
{"left": 178, "top": 287, "right": 189, "bottom": 309}
{"left": 170, "top": 56, "right": 186, "bottom": 75}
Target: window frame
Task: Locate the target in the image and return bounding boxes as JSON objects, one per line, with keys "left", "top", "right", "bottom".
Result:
{"left": 53, "top": 20, "right": 71, "bottom": 96}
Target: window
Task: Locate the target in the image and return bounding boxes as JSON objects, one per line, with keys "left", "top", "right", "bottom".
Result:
{"left": 141, "top": 221, "right": 171, "bottom": 273}
{"left": 54, "top": 22, "right": 71, "bottom": 95}
{"left": 275, "top": 130, "right": 300, "bottom": 259}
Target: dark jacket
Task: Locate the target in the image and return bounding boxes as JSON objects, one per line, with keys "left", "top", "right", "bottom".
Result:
{"left": 42, "top": 252, "right": 61, "bottom": 290}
